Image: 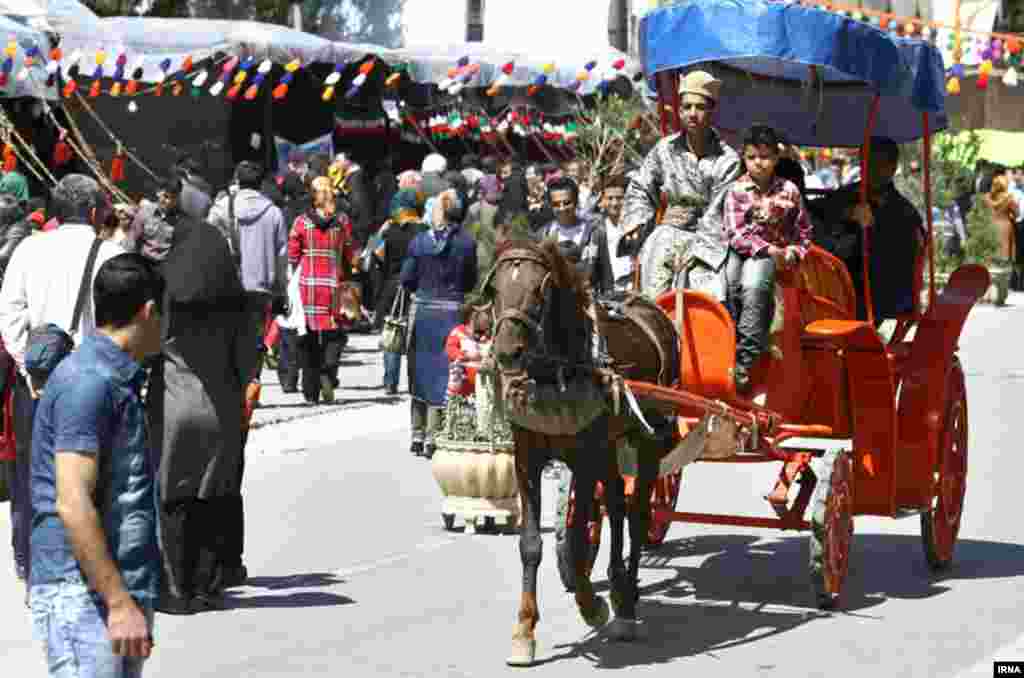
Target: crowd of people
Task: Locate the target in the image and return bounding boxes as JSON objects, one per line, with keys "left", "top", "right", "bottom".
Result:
{"left": 0, "top": 67, "right": 1022, "bottom": 678}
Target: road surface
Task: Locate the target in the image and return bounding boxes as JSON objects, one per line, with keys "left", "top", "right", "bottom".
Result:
{"left": 2, "top": 301, "right": 1024, "bottom": 677}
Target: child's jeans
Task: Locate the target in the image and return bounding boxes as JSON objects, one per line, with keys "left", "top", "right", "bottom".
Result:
{"left": 725, "top": 248, "right": 776, "bottom": 371}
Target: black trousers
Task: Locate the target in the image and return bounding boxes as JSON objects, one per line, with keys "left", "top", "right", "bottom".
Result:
{"left": 277, "top": 328, "right": 300, "bottom": 391}
{"left": 299, "top": 329, "right": 345, "bottom": 401}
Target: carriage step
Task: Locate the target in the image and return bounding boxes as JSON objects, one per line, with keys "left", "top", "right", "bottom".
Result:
{"left": 777, "top": 437, "right": 853, "bottom": 452}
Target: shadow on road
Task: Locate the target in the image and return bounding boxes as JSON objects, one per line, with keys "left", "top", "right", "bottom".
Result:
{"left": 544, "top": 533, "right": 1024, "bottom": 669}
{"left": 223, "top": 572, "right": 355, "bottom": 610}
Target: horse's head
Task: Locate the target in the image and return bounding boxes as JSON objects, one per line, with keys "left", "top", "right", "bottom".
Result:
{"left": 482, "top": 239, "right": 589, "bottom": 377}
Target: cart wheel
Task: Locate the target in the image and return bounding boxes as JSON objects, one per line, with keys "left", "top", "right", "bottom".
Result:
{"left": 442, "top": 513, "right": 456, "bottom": 531}
{"left": 921, "top": 359, "right": 968, "bottom": 571}
{"left": 809, "top": 448, "right": 854, "bottom": 610}
{"left": 555, "top": 470, "right": 602, "bottom": 592}
{"left": 646, "top": 471, "right": 682, "bottom": 547}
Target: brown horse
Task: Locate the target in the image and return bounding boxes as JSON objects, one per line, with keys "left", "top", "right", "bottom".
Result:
{"left": 482, "top": 240, "right": 679, "bottom": 666}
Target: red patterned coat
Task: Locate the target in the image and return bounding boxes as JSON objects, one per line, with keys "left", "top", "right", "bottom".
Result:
{"left": 288, "top": 212, "right": 355, "bottom": 332}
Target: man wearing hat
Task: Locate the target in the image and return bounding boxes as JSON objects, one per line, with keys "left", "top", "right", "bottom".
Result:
{"left": 621, "top": 69, "right": 742, "bottom": 299}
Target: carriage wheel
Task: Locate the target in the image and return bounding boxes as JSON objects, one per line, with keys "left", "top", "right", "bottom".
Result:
{"left": 921, "top": 359, "right": 968, "bottom": 571}
{"left": 555, "top": 470, "right": 602, "bottom": 592}
{"left": 809, "top": 449, "right": 854, "bottom": 610}
{"left": 646, "top": 471, "right": 682, "bottom": 547}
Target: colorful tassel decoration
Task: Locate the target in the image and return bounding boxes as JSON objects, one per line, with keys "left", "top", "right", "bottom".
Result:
{"left": 226, "top": 83, "right": 242, "bottom": 100}
{"left": 62, "top": 79, "right": 76, "bottom": 98}
{"left": 385, "top": 72, "right": 401, "bottom": 87}
{"left": 88, "top": 79, "right": 101, "bottom": 98}
{"left": 172, "top": 81, "right": 184, "bottom": 96}
{"left": 2, "top": 144, "right": 15, "bottom": 173}
{"left": 110, "top": 146, "right": 125, "bottom": 183}
{"left": 322, "top": 85, "right": 335, "bottom": 101}
{"left": 53, "top": 134, "right": 72, "bottom": 166}
{"left": 110, "top": 81, "right": 121, "bottom": 97}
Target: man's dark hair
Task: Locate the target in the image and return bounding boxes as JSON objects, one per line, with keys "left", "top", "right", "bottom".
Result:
{"left": 547, "top": 176, "right": 580, "bottom": 205}
{"left": 460, "top": 154, "right": 479, "bottom": 171}
{"left": 94, "top": 253, "right": 165, "bottom": 329}
{"left": 599, "top": 175, "right": 629, "bottom": 194}
{"left": 50, "top": 174, "right": 107, "bottom": 223}
{"left": 742, "top": 125, "right": 784, "bottom": 151}
{"left": 869, "top": 137, "right": 900, "bottom": 165}
{"left": 235, "top": 161, "right": 264, "bottom": 190}
{"left": 481, "top": 155, "right": 498, "bottom": 175}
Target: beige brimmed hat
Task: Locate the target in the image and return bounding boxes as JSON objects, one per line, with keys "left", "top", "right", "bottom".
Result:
{"left": 678, "top": 70, "right": 722, "bottom": 102}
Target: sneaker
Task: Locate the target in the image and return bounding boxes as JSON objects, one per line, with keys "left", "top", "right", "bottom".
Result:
{"left": 423, "top": 443, "right": 436, "bottom": 460}
{"left": 320, "top": 375, "right": 335, "bottom": 403}
{"left": 410, "top": 441, "right": 424, "bottom": 456}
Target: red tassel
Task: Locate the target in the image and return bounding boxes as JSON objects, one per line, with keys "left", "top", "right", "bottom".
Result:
{"left": 154, "top": 82, "right": 163, "bottom": 96}
{"left": 110, "top": 152, "right": 125, "bottom": 183}
{"left": 3, "top": 144, "right": 16, "bottom": 173}
{"left": 62, "top": 80, "right": 76, "bottom": 98}
{"left": 126, "top": 80, "right": 138, "bottom": 95}
{"left": 88, "top": 80, "right": 101, "bottom": 98}
{"left": 227, "top": 84, "right": 241, "bottom": 100}
{"left": 272, "top": 83, "right": 288, "bottom": 100}
{"left": 53, "top": 139, "right": 72, "bottom": 167}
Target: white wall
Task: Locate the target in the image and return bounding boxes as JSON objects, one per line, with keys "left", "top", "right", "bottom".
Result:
{"left": 403, "top": 0, "right": 613, "bottom": 53}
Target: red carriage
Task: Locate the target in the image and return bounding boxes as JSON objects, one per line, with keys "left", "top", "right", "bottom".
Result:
{"left": 555, "top": 0, "right": 988, "bottom": 610}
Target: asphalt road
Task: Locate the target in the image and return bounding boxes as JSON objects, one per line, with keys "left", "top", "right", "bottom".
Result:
{"left": 2, "top": 303, "right": 1024, "bottom": 677}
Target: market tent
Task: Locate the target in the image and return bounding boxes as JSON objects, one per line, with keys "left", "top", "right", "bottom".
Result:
{"left": 0, "top": 14, "right": 55, "bottom": 99}
{"left": 639, "top": 0, "right": 949, "bottom": 146}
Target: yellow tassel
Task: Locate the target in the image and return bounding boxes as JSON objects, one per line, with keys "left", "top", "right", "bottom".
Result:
{"left": 946, "top": 77, "right": 960, "bottom": 95}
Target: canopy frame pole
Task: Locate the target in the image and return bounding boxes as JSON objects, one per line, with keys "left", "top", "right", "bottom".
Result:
{"left": 922, "top": 111, "right": 936, "bottom": 311}
{"left": 860, "top": 94, "right": 881, "bottom": 327}
{"left": 656, "top": 72, "right": 672, "bottom": 135}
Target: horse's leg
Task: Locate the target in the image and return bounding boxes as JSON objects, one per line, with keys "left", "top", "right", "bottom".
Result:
{"left": 572, "top": 423, "right": 611, "bottom": 629}
{"left": 613, "top": 449, "right": 658, "bottom": 641}
{"left": 508, "top": 430, "right": 545, "bottom": 667}
{"left": 604, "top": 440, "right": 631, "bottom": 622}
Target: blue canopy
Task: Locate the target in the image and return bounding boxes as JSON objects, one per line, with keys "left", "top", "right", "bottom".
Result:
{"left": 639, "top": 0, "right": 949, "bottom": 147}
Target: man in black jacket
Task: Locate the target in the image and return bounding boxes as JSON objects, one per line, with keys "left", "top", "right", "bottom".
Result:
{"left": 541, "top": 176, "right": 614, "bottom": 298}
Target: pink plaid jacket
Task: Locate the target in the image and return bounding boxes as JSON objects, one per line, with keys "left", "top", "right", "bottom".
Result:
{"left": 723, "top": 175, "right": 812, "bottom": 258}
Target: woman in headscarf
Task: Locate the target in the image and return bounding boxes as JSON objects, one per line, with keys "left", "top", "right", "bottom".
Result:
{"left": 288, "top": 176, "right": 355, "bottom": 405}
{"left": 0, "top": 171, "right": 29, "bottom": 203}
{"left": 146, "top": 195, "right": 255, "bottom": 615}
{"left": 375, "top": 189, "right": 426, "bottom": 394}
{"left": 401, "top": 189, "right": 478, "bottom": 458}
{"left": 986, "top": 174, "right": 1019, "bottom": 264}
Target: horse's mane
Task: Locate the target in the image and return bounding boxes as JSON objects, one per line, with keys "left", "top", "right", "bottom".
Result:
{"left": 494, "top": 238, "right": 590, "bottom": 310}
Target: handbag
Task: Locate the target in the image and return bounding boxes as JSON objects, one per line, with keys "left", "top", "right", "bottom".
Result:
{"left": 379, "top": 287, "right": 408, "bottom": 354}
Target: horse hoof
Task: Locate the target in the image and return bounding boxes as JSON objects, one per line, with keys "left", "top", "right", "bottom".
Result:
{"left": 506, "top": 638, "right": 537, "bottom": 667}
{"left": 608, "top": 617, "right": 640, "bottom": 642}
{"left": 581, "top": 595, "right": 610, "bottom": 628}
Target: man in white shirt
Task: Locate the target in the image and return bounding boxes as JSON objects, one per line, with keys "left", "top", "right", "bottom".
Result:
{"left": 599, "top": 175, "right": 635, "bottom": 292}
{"left": 0, "top": 174, "right": 122, "bottom": 586}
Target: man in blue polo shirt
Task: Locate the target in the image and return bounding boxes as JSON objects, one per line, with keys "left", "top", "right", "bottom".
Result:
{"left": 29, "top": 253, "right": 165, "bottom": 677}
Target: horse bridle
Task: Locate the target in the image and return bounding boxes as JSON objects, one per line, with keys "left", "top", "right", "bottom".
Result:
{"left": 483, "top": 248, "right": 560, "bottom": 374}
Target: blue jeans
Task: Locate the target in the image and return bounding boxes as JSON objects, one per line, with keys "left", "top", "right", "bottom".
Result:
{"left": 31, "top": 574, "right": 155, "bottom": 678}
{"left": 724, "top": 249, "right": 776, "bottom": 370}
{"left": 382, "top": 352, "right": 402, "bottom": 390}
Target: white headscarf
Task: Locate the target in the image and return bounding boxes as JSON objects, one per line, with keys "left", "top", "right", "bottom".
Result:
{"left": 421, "top": 153, "right": 448, "bottom": 175}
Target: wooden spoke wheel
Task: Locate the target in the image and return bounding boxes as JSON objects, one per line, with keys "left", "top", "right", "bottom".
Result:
{"left": 921, "top": 359, "right": 968, "bottom": 571}
{"left": 646, "top": 471, "right": 682, "bottom": 547}
{"left": 809, "top": 449, "right": 854, "bottom": 610}
{"left": 555, "top": 471, "right": 603, "bottom": 592}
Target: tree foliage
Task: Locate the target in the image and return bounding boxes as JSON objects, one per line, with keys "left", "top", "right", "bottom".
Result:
{"left": 573, "top": 94, "right": 659, "bottom": 189}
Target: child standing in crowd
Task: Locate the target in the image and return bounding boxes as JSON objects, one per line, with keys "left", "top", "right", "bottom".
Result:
{"left": 723, "top": 125, "right": 812, "bottom": 394}
{"left": 445, "top": 306, "right": 491, "bottom": 399}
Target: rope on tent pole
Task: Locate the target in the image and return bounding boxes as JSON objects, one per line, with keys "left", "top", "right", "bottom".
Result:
{"left": 56, "top": 104, "right": 134, "bottom": 204}
{"left": 73, "top": 91, "right": 160, "bottom": 183}
{"left": 0, "top": 107, "right": 58, "bottom": 187}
